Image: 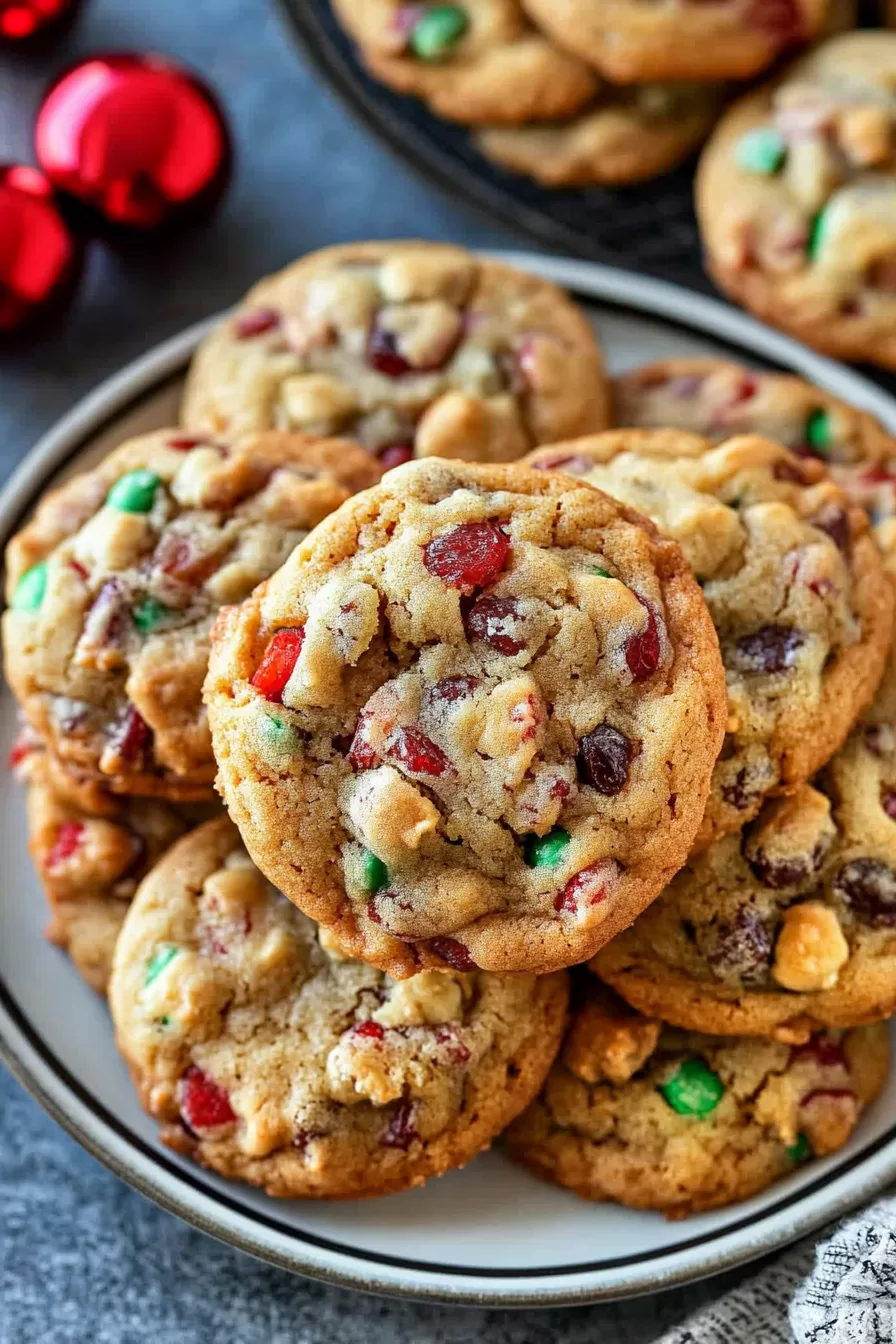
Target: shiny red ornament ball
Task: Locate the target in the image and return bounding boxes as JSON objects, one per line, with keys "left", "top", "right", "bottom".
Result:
{"left": 35, "top": 52, "right": 231, "bottom": 235}
{"left": 0, "top": 165, "right": 83, "bottom": 335}
{"left": 0, "top": 0, "right": 80, "bottom": 45}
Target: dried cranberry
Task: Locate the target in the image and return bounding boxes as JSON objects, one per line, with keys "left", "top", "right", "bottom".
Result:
{"left": 82, "top": 578, "right": 129, "bottom": 650}
{"left": 882, "top": 791, "right": 896, "bottom": 821}
{"left": 250, "top": 627, "right": 305, "bottom": 704}
{"left": 422, "top": 521, "right": 510, "bottom": 592}
{"left": 111, "top": 704, "right": 151, "bottom": 765}
{"left": 735, "top": 625, "right": 803, "bottom": 674}
{"left": 426, "top": 937, "right": 477, "bottom": 971}
{"left": 366, "top": 899, "right": 383, "bottom": 925}
{"left": 348, "top": 712, "right": 380, "bottom": 772}
{"left": 578, "top": 722, "right": 633, "bottom": 795}
{"left": 353, "top": 1020, "right": 386, "bottom": 1041}
{"left": 152, "top": 531, "right": 221, "bottom": 586}
{"left": 368, "top": 323, "right": 411, "bottom": 377}
{"left": 747, "top": 0, "right": 801, "bottom": 39}
{"left": 866, "top": 258, "right": 896, "bottom": 292}
{"left": 554, "top": 861, "right": 615, "bottom": 913}
{"left": 705, "top": 906, "right": 772, "bottom": 983}
{"left": 387, "top": 725, "right": 453, "bottom": 777}
{"left": 625, "top": 600, "right": 661, "bottom": 682}
{"left": 69, "top": 558, "right": 90, "bottom": 581}
{"left": 811, "top": 504, "right": 850, "bottom": 553}
{"left": 727, "top": 373, "right": 759, "bottom": 406}
{"left": 833, "top": 858, "right": 896, "bottom": 927}
{"left": 381, "top": 1095, "right": 418, "bottom": 1150}
{"left": 377, "top": 442, "right": 414, "bottom": 470}
{"left": 435, "top": 1025, "right": 471, "bottom": 1064}
{"left": 178, "top": 1064, "right": 236, "bottom": 1131}
{"left": 425, "top": 676, "right": 480, "bottom": 706}
{"left": 7, "top": 731, "right": 38, "bottom": 771}
{"left": 773, "top": 458, "right": 806, "bottom": 483}
{"left": 166, "top": 435, "right": 209, "bottom": 451}
{"left": 45, "top": 820, "right": 85, "bottom": 871}
{"left": 463, "top": 595, "right": 524, "bottom": 655}
{"left": 530, "top": 452, "right": 593, "bottom": 475}
{"left": 790, "top": 1035, "right": 847, "bottom": 1070}
{"left": 235, "top": 308, "right": 280, "bottom": 340}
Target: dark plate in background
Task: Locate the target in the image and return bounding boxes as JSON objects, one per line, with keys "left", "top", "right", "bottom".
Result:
{"left": 277, "top": 0, "right": 710, "bottom": 288}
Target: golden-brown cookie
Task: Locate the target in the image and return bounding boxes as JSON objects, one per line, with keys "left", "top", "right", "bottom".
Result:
{"left": 205, "top": 456, "right": 726, "bottom": 977}
{"left": 109, "top": 816, "right": 569, "bottom": 1199}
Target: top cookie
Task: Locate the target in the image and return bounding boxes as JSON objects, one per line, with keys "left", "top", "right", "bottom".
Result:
{"left": 110, "top": 815, "right": 569, "bottom": 1199}
{"left": 3, "top": 429, "right": 379, "bottom": 801}
{"left": 520, "top": 0, "right": 831, "bottom": 84}
{"left": 181, "top": 242, "right": 610, "bottom": 465}
{"left": 526, "top": 430, "right": 894, "bottom": 847}
{"left": 330, "top": 0, "right": 598, "bottom": 125}
{"left": 697, "top": 33, "right": 896, "bottom": 370}
{"left": 615, "top": 359, "right": 896, "bottom": 558}
{"left": 205, "top": 457, "right": 726, "bottom": 978}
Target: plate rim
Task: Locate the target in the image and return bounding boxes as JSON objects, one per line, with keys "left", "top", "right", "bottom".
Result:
{"left": 3, "top": 251, "right": 896, "bottom": 1308}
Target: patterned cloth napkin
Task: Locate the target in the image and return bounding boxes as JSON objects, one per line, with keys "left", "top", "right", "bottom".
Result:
{"left": 656, "top": 1197, "right": 896, "bottom": 1343}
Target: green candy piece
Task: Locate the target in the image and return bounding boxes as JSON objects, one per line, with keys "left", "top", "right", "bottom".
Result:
{"left": 660, "top": 1058, "right": 725, "bottom": 1117}
{"left": 144, "top": 944, "right": 180, "bottom": 987}
{"left": 524, "top": 827, "right": 571, "bottom": 869}
{"left": 12, "top": 562, "right": 48, "bottom": 612}
{"left": 807, "top": 209, "right": 827, "bottom": 262}
{"left": 106, "top": 469, "right": 162, "bottom": 514}
{"left": 736, "top": 127, "right": 786, "bottom": 176}
{"left": 132, "top": 597, "right": 170, "bottom": 634}
{"left": 587, "top": 566, "right": 612, "bottom": 578}
{"left": 805, "top": 408, "right": 832, "bottom": 455}
{"left": 258, "top": 712, "right": 300, "bottom": 758}
{"left": 787, "top": 1132, "right": 812, "bottom": 1163}
{"left": 361, "top": 849, "right": 389, "bottom": 893}
{"left": 157, "top": 1015, "right": 171, "bottom": 1028}
{"left": 410, "top": 4, "right": 468, "bottom": 59}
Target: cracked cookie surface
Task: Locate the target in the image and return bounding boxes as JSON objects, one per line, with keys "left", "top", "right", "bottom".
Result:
{"left": 330, "top": 0, "right": 598, "bottom": 125}
{"left": 205, "top": 457, "right": 725, "bottom": 977}
{"left": 506, "top": 982, "right": 889, "bottom": 1216}
{"left": 698, "top": 33, "right": 896, "bottom": 370}
{"left": 527, "top": 430, "right": 894, "bottom": 848}
{"left": 181, "top": 242, "right": 609, "bottom": 466}
{"left": 109, "top": 815, "right": 569, "bottom": 1199}
{"left": 3, "top": 428, "right": 379, "bottom": 801}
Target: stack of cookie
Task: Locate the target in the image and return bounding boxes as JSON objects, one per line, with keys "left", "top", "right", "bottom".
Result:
{"left": 328, "top": 0, "right": 851, "bottom": 188}
{"left": 6, "top": 239, "right": 896, "bottom": 1218}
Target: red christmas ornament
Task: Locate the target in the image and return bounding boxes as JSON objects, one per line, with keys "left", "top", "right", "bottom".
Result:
{"left": 0, "top": 165, "right": 83, "bottom": 335}
{"left": 35, "top": 52, "right": 231, "bottom": 235}
{"left": 0, "top": 0, "right": 80, "bottom": 45}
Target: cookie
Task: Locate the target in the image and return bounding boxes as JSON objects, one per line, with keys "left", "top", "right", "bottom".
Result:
{"left": 330, "top": 1, "right": 598, "bottom": 126}
{"left": 3, "top": 428, "right": 379, "bottom": 802}
{"left": 181, "top": 242, "right": 610, "bottom": 464}
{"left": 506, "top": 981, "right": 889, "bottom": 1217}
{"left": 697, "top": 33, "right": 896, "bottom": 371}
{"left": 109, "top": 815, "right": 569, "bottom": 1199}
{"left": 477, "top": 84, "right": 719, "bottom": 187}
{"left": 527, "top": 431, "right": 894, "bottom": 848}
{"left": 520, "top": 0, "right": 831, "bottom": 84}
{"left": 14, "top": 736, "right": 189, "bottom": 994}
{"left": 616, "top": 359, "right": 896, "bottom": 562}
{"left": 596, "top": 654, "right": 896, "bottom": 1040}
{"left": 205, "top": 456, "right": 726, "bottom": 978}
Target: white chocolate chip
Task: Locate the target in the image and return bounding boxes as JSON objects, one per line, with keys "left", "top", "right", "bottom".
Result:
{"left": 74, "top": 508, "right": 154, "bottom": 573}
{"left": 282, "top": 576, "right": 380, "bottom": 708}
{"left": 375, "top": 971, "right": 464, "bottom": 1027}
{"left": 346, "top": 765, "right": 440, "bottom": 864}
{"left": 278, "top": 373, "right": 358, "bottom": 431}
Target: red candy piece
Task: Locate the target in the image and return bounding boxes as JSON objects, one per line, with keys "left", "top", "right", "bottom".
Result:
{"left": 348, "top": 711, "right": 381, "bottom": 772}
{"left": 0, "top": 0, "right": 79, "bottom": 43}
{"left": 377, "top": 442, "right": 414, "bottom": 470}
{"left": 625, "top": 599, "right": 660, "bottom": 681}
{"left": 790, "top": 1035, "right": 847, "bottom": 1070}
{"left": 426, "top": 936, "right": 477, "bottom": 971}
{"left": 235, "top": 308, "right": 280, "bottom": 340}
{"left": 35, "top": 53, "right": 231, "bottom": 233}
{"left": 0, "top": 165, "right": 83, "bottom": 336}
{"left": 250, "top": 627, "right": 305, "bottom": 703}
{"left": 422, "top": 521, "right": 510, "bottom": 592}
{"left": 45, "top": 819, "right": 85, "bottom": 870}
{"left": 178, "top": 1064, "right": 236, "bottom": 1131}
{"left": 387, "top": 725, "right": 454, "bottom": 777}
{"left": 112, "top": 704, "right": 151, "bottom": 764}
{"left": 353, "top": 1020, "right": 386, "bottom": 1041}
{"left": 381, "top": 1095, "right": 418, "bottom": 1149}
{"left": 555, "top": 861, "right": 614, "bottom": 914}
{"left": 8, "top": 729, "right": 38, "bottom": 771}
{"left": 166, "top": 434, "right": 209, "bottom": 451}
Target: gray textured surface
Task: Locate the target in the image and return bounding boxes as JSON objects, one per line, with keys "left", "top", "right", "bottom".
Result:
{"left": 0, "top": 1, "right": 756, "bottom": 1338}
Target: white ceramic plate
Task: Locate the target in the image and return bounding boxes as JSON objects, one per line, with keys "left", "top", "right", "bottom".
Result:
{"left": 3, "top": 252, "right": 896, "bottom": 1309}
